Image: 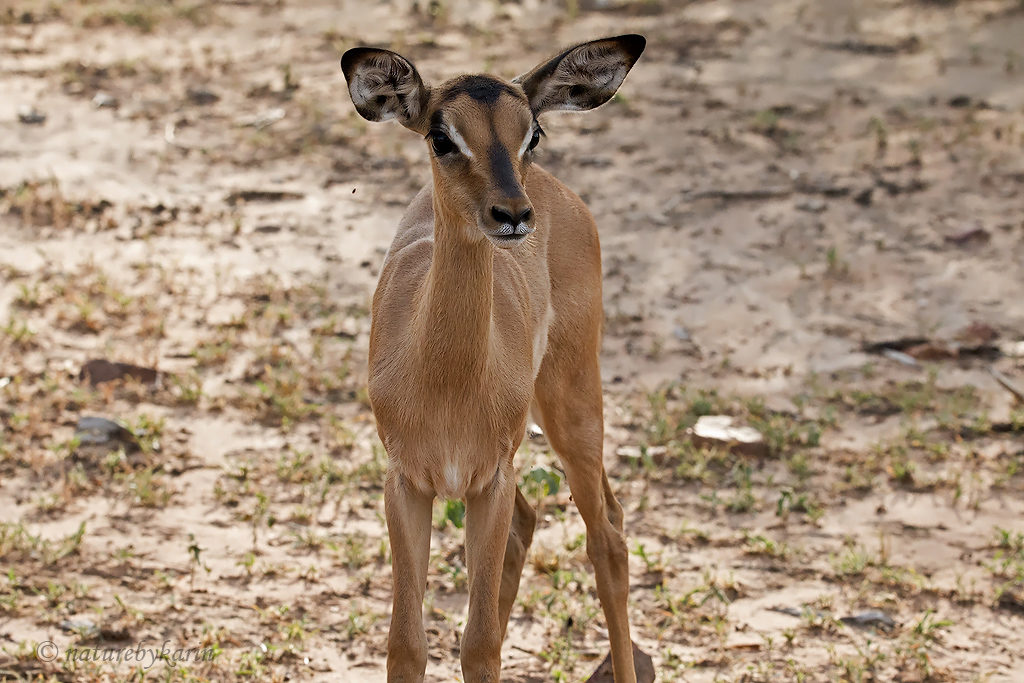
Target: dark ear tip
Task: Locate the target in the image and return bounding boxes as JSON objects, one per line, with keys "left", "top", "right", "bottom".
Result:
{"left": 618, "top": 34, "right": 646, "bottom": 60}
{"left": 340, "top": 47, "right": 370, "bottom": 76}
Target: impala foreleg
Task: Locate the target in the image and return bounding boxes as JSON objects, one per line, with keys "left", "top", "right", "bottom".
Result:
{"left": 497, "top": 485, "right": 537, "bottom": 640}
{"left": 461, "top": 463, "right": 516, "bottom": 682}
{"left": 384, "top": 470, "right": 433, "bottom": 682}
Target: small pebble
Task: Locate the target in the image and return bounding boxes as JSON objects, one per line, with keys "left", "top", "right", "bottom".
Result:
{"left": 187, "top": 87, "right": 220, "bottom": 105}
{"left": 796, "top": 197, "right": 827, "bottom": 213}
{"left": 17, "top": 105, "right": 46, "bottom": 124}
{"left": 92, "top": 92, "right": 118, "bottom": 109}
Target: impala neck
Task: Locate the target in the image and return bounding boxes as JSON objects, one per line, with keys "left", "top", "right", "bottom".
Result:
{"left": 418, "top": 195, "right": 494, "bottom": 380}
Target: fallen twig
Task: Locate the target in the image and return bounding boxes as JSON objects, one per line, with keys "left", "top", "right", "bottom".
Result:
{"left": 810, "top": 35, "right": 921, "bottom": 55}
{"left": 882, "top": 348, "right": 919, "bottom": 367}
{"left": 225, "top": 189, "right": 305, "bottom": 205}
{"left": 164, "top": 120, "right": 195, "bottom": 151}
{"left": 686, "top": 186, "right": 792, "bottom": 201}
{"left": 862, "top": 337, "right": 928, "bottom": 353}
{"left": 990, "top": 366, "right": 1024, "bottom": 403}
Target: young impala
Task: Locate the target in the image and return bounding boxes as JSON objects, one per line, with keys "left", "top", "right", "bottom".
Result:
{"left": 340, "top": 35, "right": 646, "bottom": 682}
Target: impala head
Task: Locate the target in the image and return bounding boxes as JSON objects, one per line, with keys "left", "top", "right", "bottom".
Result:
{"left": 341, "top": 35, "right": 645, "bottom": 248}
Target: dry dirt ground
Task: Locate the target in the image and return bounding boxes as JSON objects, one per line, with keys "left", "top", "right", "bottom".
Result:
{"left": 2, "top": 0, "right": 1024, "bottom": 681}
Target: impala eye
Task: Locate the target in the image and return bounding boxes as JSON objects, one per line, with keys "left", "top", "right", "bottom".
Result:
{"left": 528, "top": 127, "right": 542, "bottom": 151}
{"left": 429, "top": 131, "right": 455, "bottom": 156}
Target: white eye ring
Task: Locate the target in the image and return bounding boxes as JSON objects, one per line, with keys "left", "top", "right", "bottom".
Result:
{"left": 518, "top": 124, "right": 543, "bottom": 158}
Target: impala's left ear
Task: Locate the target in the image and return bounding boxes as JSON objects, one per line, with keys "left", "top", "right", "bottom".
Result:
{"left": 514, "top": 34, "right": 645, "bottom": 116}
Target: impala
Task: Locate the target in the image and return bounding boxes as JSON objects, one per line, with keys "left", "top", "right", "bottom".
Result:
{"left": 341, "top": 34, "right": 646, "bottom": 682}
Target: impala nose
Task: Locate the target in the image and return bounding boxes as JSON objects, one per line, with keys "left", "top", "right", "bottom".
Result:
{"left": 490, "top": 205, "right": 532, "bottom": 226}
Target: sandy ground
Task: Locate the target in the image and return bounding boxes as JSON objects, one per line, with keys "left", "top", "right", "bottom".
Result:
{"left": 1, "top": 0, "right": 1024, "bottom": 680}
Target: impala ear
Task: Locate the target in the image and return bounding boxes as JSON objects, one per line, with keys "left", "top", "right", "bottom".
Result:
{"left": 340, "top": 47, "right": 430, "bottom": 132}
{"left": 514, "top": 34, "right": 645, "bottom": 115}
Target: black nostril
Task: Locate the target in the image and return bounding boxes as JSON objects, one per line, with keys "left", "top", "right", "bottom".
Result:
{"left": 491, "top": 206, "right": 515, "bottom": 224}
{"left": 517, "top": 207, "right": 532, "bottom": 224}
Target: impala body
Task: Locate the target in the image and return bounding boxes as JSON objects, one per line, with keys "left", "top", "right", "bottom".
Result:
{"left": 341, "top": 35, "right": 645, "bottom": 682}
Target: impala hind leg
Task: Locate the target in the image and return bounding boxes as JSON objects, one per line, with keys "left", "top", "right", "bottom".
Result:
{"left": 536, "top": 369, "right": 636, "bottom": 683}
{"left": 461, "top": 463, "right": 516, "bottom": 682}
{"left": 384, "top": 470, "right": 433, "bottom": 682}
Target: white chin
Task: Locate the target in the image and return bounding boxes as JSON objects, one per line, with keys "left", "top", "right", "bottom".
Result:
{"left": 488, "top": 234, "right": 528, "bottom": 248}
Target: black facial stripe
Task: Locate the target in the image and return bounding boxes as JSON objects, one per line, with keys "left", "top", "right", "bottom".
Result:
{"left": 488, "top": 144, "right": 523, "bottom": 200}
{"left": 440, "top": 75, "right": 525, "bottom": 106}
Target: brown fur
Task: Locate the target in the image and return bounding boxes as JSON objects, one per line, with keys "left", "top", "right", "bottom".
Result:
{"left": 342, "top": 35, "right": 645, "bottom": 682}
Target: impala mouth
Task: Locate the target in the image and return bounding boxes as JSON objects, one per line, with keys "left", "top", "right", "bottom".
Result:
{"left": 488, "top": 222, "right": 534, "bottom": 246}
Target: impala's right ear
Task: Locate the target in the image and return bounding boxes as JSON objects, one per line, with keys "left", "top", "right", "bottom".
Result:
{"left": 340, "top": 47, "right": 430, "bottom": 132}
